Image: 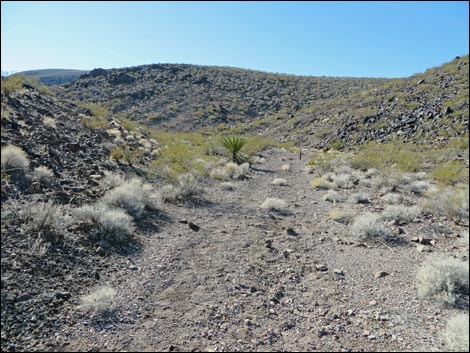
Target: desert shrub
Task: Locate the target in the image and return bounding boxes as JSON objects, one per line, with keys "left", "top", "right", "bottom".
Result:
{"left": 101, "top": 178, "right": 160, "bottom": 218}
{"left": 381, "top": 205, "right": 422, "bottom": 224}
{"left": 309, "top": 150, "right": 349, "bottom": 175}
{"left": 371, "top": 171, "right": 406, "bottom": 193}
{"left": 243, "top": 135, "right": 274, "bottom": 156}
{"left": 100, "top": 171, "right": 126, "bottom": 189}
{"left": 423, "top": 186, "right": 469, "bottom": 223}
{"left": 350, "top": 141, "right": 422, "bottom": 173}
{"left": 20, "top": 200, "right": 72, "bottom": 244}
{"left": 176, "top": 173, "right": 198, "bottom": 200}
{"left": 323, "top": 190, "right": 342, "bottom": 203}
{"left": 160, "top": 184, "right": 180, "bottom": 202}
{"left": 444, "top": 314, "right": 469, "bottom": 352}
{"left": 281, "top": 164, "right": 290, "bottom": 171}
{"left": 161, "top": 173, "right": 198, "bottom": 202}
{"left": 329, "top": 208, "right": 355, "bottom": 224}
{"left": 1, "top": 74, "right": 24, "bottom": 94}
{"left": 110, "top": 144, "right": 144, "bottom": 167}
{"left": 42, "top": 117, "right": 57, "bottom": 129}
{"left": 351, "top": 212, "right": 389, "bottom": 241}
{"left": 80, "top": 285, "right": 117, "bottom": 312}
{"left": 75, "top": 204, "right": 135, "bottom": 244}
{"left": 32, "top": 166, "right": 54, "bottom": 183}
{"left": 1, "top": 145, "right": 30, "bottom": 171}
{"left": 210, "top": 167, "right": 229, "bottom": 181}
{"left": 224, "top": 162, "right": 243, "bottom": 179}
{"left": 260, "top": 198, "right": 287, "bottom": 211}
{"left": 311, "top": 177, "right": 336, "bottom": 190}
{"left": 348, "top": 192, "right": 371, "bottom": 204}
{"left": 381, "top": 193, "right": 403, "bottom": 205}
{"left": 272, "top": 178, "right": 288, "bottom": 186}
{"left": 331, "top": 174, "right": 354, "bottom": 188}
{"left": 431, "top": 160, "right": 468, "bottom": 185}
{"left": 407, "top": 180, "right": 431, "bottom": 195}
{"left": 416, "top": 256, "right": 469, "bottom": 307}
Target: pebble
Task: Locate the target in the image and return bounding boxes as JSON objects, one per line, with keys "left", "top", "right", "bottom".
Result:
{"left": 375, "top": 271, "right": 390, "bottom": 278}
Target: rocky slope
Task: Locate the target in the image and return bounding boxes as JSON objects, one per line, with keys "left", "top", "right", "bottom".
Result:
{"left": 55, "top": 64, "right": 386, "bottom": 132}
{"left": 55, "top": 56, "right": 468, "bottom": 149}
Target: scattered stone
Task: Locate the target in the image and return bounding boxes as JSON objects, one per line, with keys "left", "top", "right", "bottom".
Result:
{"left": 418, "top": 236, "right": 432, "bottom": 245}
{"left": 286, "top": 228, "right": 299, "bottom": 236}
{"left": 417, "top": 245, "right": 432, "bottom": 253}
{"left": 15, "top": 293, "right": 33, "bottom": 302}
{"left": 374, "top": 271, "right": 390, "bottom": 278}
{"left": 128, "top": 265, "right": 138, "bottom": 270}
{"left": 315, "top": 264, "right": 328, "bottom": 272}
{"left": 333, "top": 269, "right": 344, "bottom": 276}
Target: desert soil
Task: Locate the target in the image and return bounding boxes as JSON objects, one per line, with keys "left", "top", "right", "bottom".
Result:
{"left": 59, "top": 148, "right": 466, "bottom": 352}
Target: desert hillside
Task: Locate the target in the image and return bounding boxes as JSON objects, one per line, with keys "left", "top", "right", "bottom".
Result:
{"left": 1, "top": 54, "right": 469, "bottom": 352}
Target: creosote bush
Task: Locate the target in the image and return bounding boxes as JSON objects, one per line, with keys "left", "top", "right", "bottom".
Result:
{"left": 416, "top": 255, "right": 469, "bottom": 307}
{"left": 381, "top": 205, "right": 422, "bottom": 224}
{"left": 1, "top": 145, "right": 30, "bottom": 171}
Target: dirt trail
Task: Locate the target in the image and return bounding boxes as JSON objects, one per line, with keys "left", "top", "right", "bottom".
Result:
{"left": 63, "top": 148, "right": 456, "bottom": 352}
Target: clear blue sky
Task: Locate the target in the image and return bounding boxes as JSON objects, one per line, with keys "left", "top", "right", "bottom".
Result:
{"left": 1, "top": 1, "right": 469, "bottom": 77}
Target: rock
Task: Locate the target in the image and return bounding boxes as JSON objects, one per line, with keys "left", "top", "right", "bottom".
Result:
{"left": 333, "top": 269, "right": 344, "bottom": 276}
{"left": 418, "top": 236, "right": 432, "bottom": 245}
{"left": 417, "top": 245, "right": 432, "bottom": 253}
{"left": 54, "top": 291, "right": 71, "bottom": 300}
{"left": 286, "top": 228, "right": 299, "bottom": 236}
{"left": 128, "top": 265, "right": 138, "bottom": 270}
{"left": 315, "top": 264, "right": 328, "bottom": 272}
{"left": 98, "top": 240, "right": 111, "bottom": 249}
{"left": 368, "top": 300, "right": 377, "bottom": 306}
{"left": 16, "top": 293, "right": 33, "bottom": 302}
{"left": 374, "top": 271, "right": 390, "bottom": 278}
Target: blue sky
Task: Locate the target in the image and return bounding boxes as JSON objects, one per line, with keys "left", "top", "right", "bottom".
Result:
{"left": 1, "top": 1, "right": 469, "bottom": 77}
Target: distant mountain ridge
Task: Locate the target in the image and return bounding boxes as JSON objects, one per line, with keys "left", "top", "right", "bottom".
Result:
{"left": 16, "top": 69, "right": 89, "bottom": 86}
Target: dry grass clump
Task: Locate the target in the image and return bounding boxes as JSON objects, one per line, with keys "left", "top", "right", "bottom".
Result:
{"left": 80, "top": 285, "right": 117, "bottom": 312}
{"left": 101, "top": 178, "right": 160, "bottom": 218}
{"left": 74, "top": 204, "right": 135, "bottom": 245}
{"left": 100, "top": 171, "right": 127, "bottom": 189}
{"left": 444, "top": 314, "right": 469, "bottom": 352}
{"left": 328, "top": 208, "right": 355, "bottom": 224}
{"left": 32, "top": 166, "right": 54, "bottom": 183}
{"left": 161, "top": 173, "right": 199, "bottom": 202}
{"left": 416, "top": 256, "right": 469, "bottom": 307}
{"left": 281, "top": 164, "right": 290, "bottom": 171}
{"left": 323, "top": 190, "right": 342, "bottom": 203}
{"left": 224, "top": 162, "right": 243, "bottom": 179}
{"left": 311, "top": 177, "right": 336, "bottom": 190}
{"left": 331, "top": 174, "right": 354, "bottom": 189}
{"left": 210, "top": 167, "right": 229, "bottom": 181}
{"left": 381, "top": 205, "right": 422, "bottom": 224}
{"left": 42, "top": 117, "right": 57, "bottom": 129}
{"left": 381, "top": 193, "right": 403, "bottom": 205}
{"left": 20, "top": 200, "right": 72, "bottom": 244}
{"left": 407, "top": 180, "right": 431, "bottom": 196}
{"left": 1, "top": 145, "right": 30, "bottom": 171}
{"left": 351, "top": 212, "right": 389, "bottom": 241}
{"left": 348, "top": 192, "right": 371, "bottom": 204}
{"left": 272, "top": 178, "right": 288, "bottom": 186}
{"left": 260, "top": 198, "right": 287, "bottom": 211}
{"left": 422, "top": 186, "right": 469, "bottom": 223}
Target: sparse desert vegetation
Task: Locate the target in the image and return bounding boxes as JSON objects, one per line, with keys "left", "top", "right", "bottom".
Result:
{"left": 1, "top": 50, "right": 469, "bottom": 352}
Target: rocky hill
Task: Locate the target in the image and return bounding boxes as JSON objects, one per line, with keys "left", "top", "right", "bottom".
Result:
{"left": 55, "top": 57, "right": 468, "bottom": 150}
{"left": 55, "top": 64, "right": 386, "bottom": 132}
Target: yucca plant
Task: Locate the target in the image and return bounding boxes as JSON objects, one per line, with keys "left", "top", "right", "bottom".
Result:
{"left": 221, "top": 136, "right": 246, "bottom": 164}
